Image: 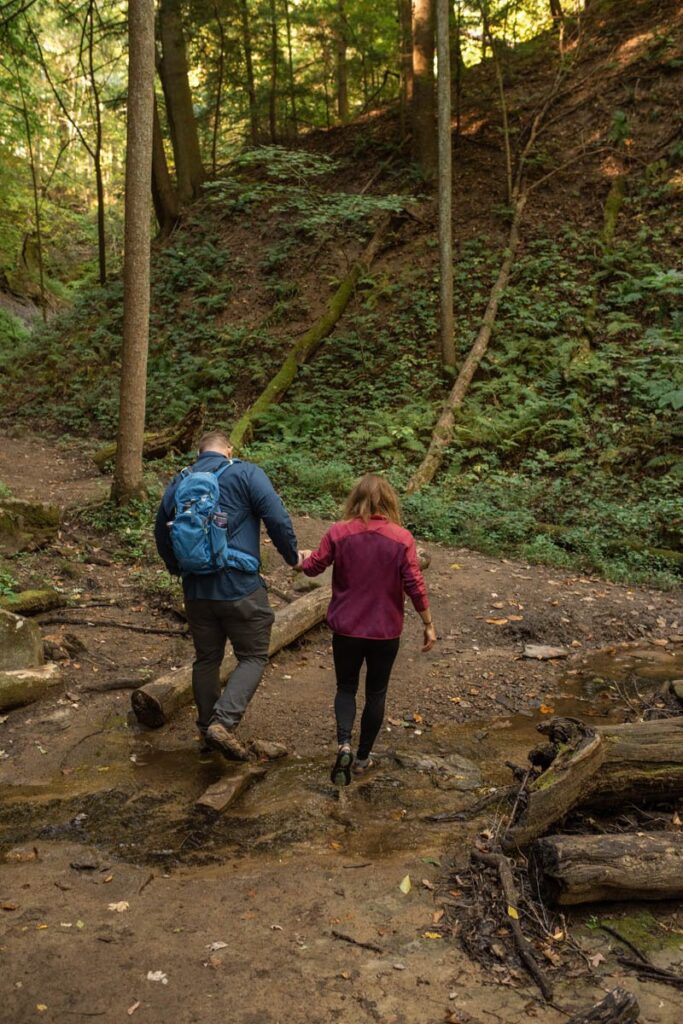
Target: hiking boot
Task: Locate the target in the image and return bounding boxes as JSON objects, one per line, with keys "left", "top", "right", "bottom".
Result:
{"left": 206, "top": 722, "right": 251, "bottom": 762}
{"left": 331, "top": 744, "right": 353, "bottom": 786}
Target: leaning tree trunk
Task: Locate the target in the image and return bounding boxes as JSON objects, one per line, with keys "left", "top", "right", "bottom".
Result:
{"left": 158, "top": 0, "right": 205, "bottom": 202}
{"left": 111, "top": 0, "right": 155, "bottom": 504}
{"left": 530, "top": 832, "right": 683, "bottom": 906}
{"left": 411, "top": 0, "right": 437, "bottom": 179}
{"left": 504, "top": 716, "right": 683, "bottom": 850}
{"left": 152, "top": 92, "right": 180, "bottom": 238}
{"left": 229, "top": 215, "right": 393, "bottom": 450}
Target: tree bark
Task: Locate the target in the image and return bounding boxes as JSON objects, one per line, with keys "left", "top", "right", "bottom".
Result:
{"left": 335, "top": 0, "right": 349, "bottom": 124}
{"left": 411, "top": 0, "right": 437, "bottom": 178}
{"left": 398, "top": 0, "right": 413, "bottom": 140}
{"left": 152, "top": 92, "right": 180, "bottom": 238}
{"left": 283, "top": 0, "right": 297, "bottom": 135}
{"left": 504, "top": 716, "right": 683, "bottom": 850}
{"left": 94, "top": 402, "right": 205, "bottom": 471}
{"left": 111, "top": 0, "right": 155, "bottom": 504}
{"left": 211, "top": 2, "right": 226, "bottom": 175}
{"left": 239, "top": 0, "right": 259, "bottom": 143}
{"left": 531, "top": 832, "right": 683, "bottom": 905}
{"left": 158, "top": 0, "right": 205, "bottom": 202}
{"left": 0, "top": 664, "right": 61, "bottom": 712}
{"left": 229, "top": 216, "right": 392, "bottom": 450}
{"left": 268, "top": 0, "right": 279, "bottom": 141}
{"left": 13, "top": 59, "right": 46, "bottom": 321}
{"left": 87, "top": 0, "right": 106, "bottom": 284}
{"left": 436, "top": 0, "right": 455, "bottom": 369}
{"left": 196, "top": 765, "right": 266, "bottom": 813}
{"left": 132, "top": 586, "right": 332, "bottom": 728}
{"left": 565, "top": 989, "right": 639, "bottom": 1024}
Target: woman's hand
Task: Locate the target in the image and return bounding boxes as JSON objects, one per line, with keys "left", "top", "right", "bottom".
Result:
{"left": 293, "top": 549, "right": 312, "bottom": 572}
{"left": 422, "top": 622, "right": 436, "bottom": 652}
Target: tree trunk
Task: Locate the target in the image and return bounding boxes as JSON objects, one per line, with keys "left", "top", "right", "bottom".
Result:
{"left": 398, "top": 0, "right": 413, "bottom": 140}
{"left": 335, "top": 0, "right": 349, "bottom": 124}
{"left": 452, "top": 1, "right": 463, "bottom": 137}
{"left": 13, "top": 60, "right": 47, "bottom": 321}
{"left": 132, "top": 586, "right": 332, "bottom": 728}
{"left": 211, "top": 3, "right": 226, "bottom": 175}
{"left": 565, "top": 990, "right": 639, "bottom": 1024}
{"left": 436, "top": 0, "right": 455, "bottom": 369}
{"left": 268, "top": 0, "right": 279, "bottom": 142}
{"left": 111, "top": 0, "right": 155, "bottom": 504}
{"left": 152, "top": 92, "right": 180, "bottom": 239}
{"left": 483, "top": 13, "right": 512, "bottom": 204}
{"left": 196, "top": 765, "right": 266, "bottom": 813}
{"left": 158, "top": 0, "right": 205, "bottom": 202}
{"left": 531, "top": 832, "right": 683, "bottom": 905}
{"left": 239, "top": 0, "right": 259, "bottom": 143}
{"left": 504, "top": 716, "right": 683, "bottom": 850}
{"left": 283, "top": 0, "right": 297, "bottom": 135}
{"left": 229, "top": 216, "right": 392, "bottom": 450}
{"left": 95, "top": 402, "right": 205, "bottom": 471}
{"left": 88, "top": 0, "right": 106, "bottom": 284}
{"left": 412, "top": 0, "right": 437, "bottom": 178}
{"left": 406, "top": 193, "right": 527, "bottom": 492}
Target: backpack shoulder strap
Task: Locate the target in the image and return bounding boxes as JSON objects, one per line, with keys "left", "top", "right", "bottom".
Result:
{"left": 213, "top": 460, "right": 234, "bottom": 481}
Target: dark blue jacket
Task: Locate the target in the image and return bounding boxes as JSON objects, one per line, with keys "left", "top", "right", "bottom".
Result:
{"left": 155, "top": 450, "right": 298, "bottom": 601}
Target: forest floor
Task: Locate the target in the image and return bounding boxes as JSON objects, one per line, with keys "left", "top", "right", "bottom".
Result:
{"left": 1, "top": 435, "right": 683, "bottom": 1024}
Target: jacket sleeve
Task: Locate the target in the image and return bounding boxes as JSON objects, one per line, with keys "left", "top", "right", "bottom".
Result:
{"left": 301, "top": 528, "right": 335, "bottom": 577}
{"left": 248, "top": 466, "right": 299, "bottom": 566}
{"left": 154, "top": 480, "right": 181, "bottom": 575}
{"left": 400, "top": 537, "right": 429, "bottom": 613}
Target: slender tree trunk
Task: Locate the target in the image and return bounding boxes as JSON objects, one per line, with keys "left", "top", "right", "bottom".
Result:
{"left": 212, "top": 3, "right": 226, "bottom": 174}
{"left": 335, "top": 0, "right": 348, "bottom": 123}
{"left": 158, "top": 0, "right": 205, "bottom": 202}
{"left": 283, "top": 0, "right": 297, "bottom": 135}
{"left": 268, "top": 0, "right": 279, "bottom": 142}
{"left": 398, "top": 0, "right": 413, "bottom": 140}
{"left": 112, "top": 0, "right": 155, "bottom": 504}
{"left": 238, "top": 0, "right": 259, "bottom": 143}
{"left": 87, "top": 0, "right": 106, "bottom": 284}
{"left": 483, "top": 11, "right": 512, "bottom": 204}
{"left": 152, "top": 92, "right": 180, "bottom": 238}
{"left": 453, "top": 0, "right": 463, "bottom": 136}
{"left": 436, "top": 0, "right": 455, "bottom": 368}
{"left": 411, "top": 0, "right": 437, "bottom": 178}
{"left": 14, "top": 63, "right": 46, "bottom": 321}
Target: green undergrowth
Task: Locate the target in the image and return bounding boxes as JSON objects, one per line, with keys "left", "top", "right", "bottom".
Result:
{"left": 4, "top": 155, "right": 682, "bottom": 587}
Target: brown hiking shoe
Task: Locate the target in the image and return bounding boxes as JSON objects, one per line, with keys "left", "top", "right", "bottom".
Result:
{"left": 206, "top": 722, "right": 251, "bottom": 762}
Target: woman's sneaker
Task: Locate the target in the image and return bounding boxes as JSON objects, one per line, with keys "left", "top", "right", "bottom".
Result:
{"left": 352, "top": 755, "right": 376, "bottom": 776}
{"left": 206, "top": 722, "right": 251, "bottom": 761}
{"left": 331, "top": 744, "right": 353, "bottom": 786}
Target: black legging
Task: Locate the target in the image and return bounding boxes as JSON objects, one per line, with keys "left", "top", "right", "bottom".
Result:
{"left": 332, "top": 634, "right": 400, "bottom": 760}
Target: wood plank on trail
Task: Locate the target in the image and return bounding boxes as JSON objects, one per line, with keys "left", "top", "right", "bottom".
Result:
{"left": 195, "top": 764, "right": 266, "bottom": 813}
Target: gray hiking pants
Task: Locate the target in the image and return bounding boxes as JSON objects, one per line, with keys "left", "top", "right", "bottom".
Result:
{"left": 185, "top": 588, "right": 275, "bottom": 734}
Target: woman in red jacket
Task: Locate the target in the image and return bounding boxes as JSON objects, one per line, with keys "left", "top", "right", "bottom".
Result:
{"left": 296, "top": 474, "right": 436, "bottom": 786}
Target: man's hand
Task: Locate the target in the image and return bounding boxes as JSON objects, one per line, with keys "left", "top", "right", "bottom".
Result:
{"left": 422, "top": 622, "right": 436, "bottom": 652}
{"left": 293, "top": 549, "right": 312, "bottom": 571}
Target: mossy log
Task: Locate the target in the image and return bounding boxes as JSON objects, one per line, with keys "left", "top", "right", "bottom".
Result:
{"left": 565, "top": 989, "right": 639, "bottom": 1024}
{"left": 0, "top": 608, "right": 44, "bottom": 671}
{"left": 0, "top": 590, "right": 68, "bottom": 615}
{"left": 93, "top": 403, "right": 205, "bottom": 472}
{"left": 504, "top": 716, "right": 683, "bottom": 850}
{"left": 132, "top": 585, "right": 331, "bottom": 728}
{"left": 0, "top": 663, "right": 61, "bottom": 711}
{"left": 0, "top": 498, "right": 60, "bottom": 554}
{"left": 530, "top": 831, "right": 683, "bottom": 906}
{"left": 229, "top": 216, "right": 393, "bottom": 451}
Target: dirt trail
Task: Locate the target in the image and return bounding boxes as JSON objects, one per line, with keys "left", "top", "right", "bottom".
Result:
{"left": 1, "top": 436, "right": 682, "bottom": 1024}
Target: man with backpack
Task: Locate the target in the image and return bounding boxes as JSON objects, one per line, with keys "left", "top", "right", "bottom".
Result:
{"left": 155, "top": 431, "right": 300, "bottom": 761}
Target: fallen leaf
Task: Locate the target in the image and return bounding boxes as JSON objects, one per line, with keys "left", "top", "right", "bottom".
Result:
{"left": 507, "top": 905, "right": 519, "bottom": 920}
{"left": 399, "top": 875, "right": 411, "bottom": 895}
{"left": 486, "top": 618, "right": 509, "bottom": 626}
{"left": 421, "top": 878, "right": 434, "bottom": 891}
{"left": 127, "top": 1002, "right": 140, "bottom": 1016}
{"left": 108, "top": 901, "right": 129, "bottom": 913}
{"left": 206, "top": 941, "right": 229, "bottom": 951}
{"left": 146, "top": 971, "right": 168, "bottom": 985}
{"left": 673, "top": 811, "right": 682, "bottom": 826}
{"left": 1, "top": 902, "right": 18, "bottom": 911}
{"left": 36, "top": 923, "right": 48, "bottom": 930}
{"left": 338, "top": 970, "right": 351, "bottom": 980}
{"left": 103, "top": 876, "right": 113, "bottom": 883}
{"left": 539, "top": 704, "right": 555, "bottom": 715}
{"left": 432, "top": 909, "right": 445, "bottom": 925}
{"left": 507, "top": 614, "right": 524, "bottom": 622}
{"left": 270, "top": 924, "right": 284, "bottom": 931}
{"left": 589, "top": 952, "right": 605, "bottom": 968}
{"left": 422, "top": 931, "right": 442, "bottom": 939}
{"left": 36, "top": 1006, "right": 47, "bottom": 1013}
{"left": 75, "top": 920, "right": 85, "bottom": 929}
{"left": 393, "top": 962, "right": 406, "bottom": 971}
{"left": 450, "top": 563, "right": 462, "bottom": 570}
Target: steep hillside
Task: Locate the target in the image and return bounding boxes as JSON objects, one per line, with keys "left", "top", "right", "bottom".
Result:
{"left": 2, "top": 0, "right": 682, "bottom": 585}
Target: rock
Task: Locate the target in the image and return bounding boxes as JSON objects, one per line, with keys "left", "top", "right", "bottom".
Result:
{"left": 0, "top": 608, "right": 44, "bottom": 671}
{"left": 0, "top": 589, "right": 67, "bottom": 615}
{"left": 672, "top": 680, "right": 683, "bottom": 703}
{"left": 522, "top": 644, "right": 569, "bottom": 660}
{"left": 0, "top": 498, "right": 60, "bottom": 554}
{"left": 392, "top": 750, "right": 482, "bottom": 791}
{"left": 195, "top": 765, "right": 266, "bottom": 813}
{"left": 0, "top": 663, "right": 61, "bottom": 710}
{"left": 249, "top": 738, "right": 289, "bottom": 760}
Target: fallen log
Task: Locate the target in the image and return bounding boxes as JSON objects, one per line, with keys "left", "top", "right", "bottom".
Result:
{"left": 0, "top": 589, "right": 68, "bottom": 615}
{"left": 530, "top": 832, "right": 683, "bottom": 905}
{"left": 0, "top": 498, "right": 60, "bottom": 554}
{"left": 504, "top": 716, "right": 683, "bottom": 850}
{"left": 0, "top": 663, "right": 61, "bottom": 711}
{"left": 92, "top": 403, "right": 205, "bottom": 472}
{"left": 564, "top": 988, "right": 639, "bottom": 1024}
{"left": 132, "top": 585, "right": 331, "bottom": 728}
{"left": 195, "top": 764, "right": 266, "bottom": 813}
{"left": 229, "top": 215, "right": 393, "bottom": 451}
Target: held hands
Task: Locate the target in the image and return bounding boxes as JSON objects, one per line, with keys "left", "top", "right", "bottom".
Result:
{"left": 422, "top": 622, "right": 437, "bottom": 653}
{"left": 293, "top": 549, "right": 312, "bottom": 572}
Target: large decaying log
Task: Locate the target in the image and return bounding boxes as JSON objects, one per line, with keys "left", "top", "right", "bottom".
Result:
{"left": 0, "top": 663, "right": 61, "bottom": 711}
{"left": 505, "top": 717, "right": 683, "bottom": 850}
{"left": 132, "top": 585, "right": 330, "bottom": 727}
{"left": 530, "top": 832, "right": 683, "bottom": 905}
{"left": 565, "top": 988, "right": 639, "bottom": 1024}
{"left": 93, "top": 403, "right": 205, "bottom": 471}
{"left": 0, "top": 499, "right": 60, "bottom": 554}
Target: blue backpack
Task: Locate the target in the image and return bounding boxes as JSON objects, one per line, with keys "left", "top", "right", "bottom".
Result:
{"left": 168, "top": 462, "right": 260, "bottom": 576}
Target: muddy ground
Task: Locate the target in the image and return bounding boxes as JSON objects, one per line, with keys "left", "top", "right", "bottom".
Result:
{"left": 1, "top": 435, "right": 682, "bottom": 1024}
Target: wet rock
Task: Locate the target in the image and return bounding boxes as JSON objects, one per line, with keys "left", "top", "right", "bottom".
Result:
{"left": 70, "top": 853, "right": 100, "bottom": 871}
{"left": 0, "top": 663, "right": 61, "bottom": 711}
{"left": 249, "top": 738, "right": 289, "bottom": 760}
{"left": 0, "top": 498, "right": 60, "bottom": 554}
{"left": 391, "top": 751, "right": 482, "bottom": 791}
{"left": 523, "top": 644, "right": 569, "bottom": 660}
{"left": 0, "top": 608, "right": 43, "bottom": 671}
